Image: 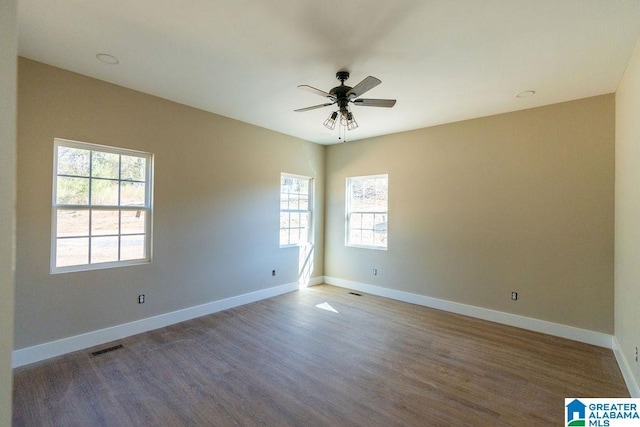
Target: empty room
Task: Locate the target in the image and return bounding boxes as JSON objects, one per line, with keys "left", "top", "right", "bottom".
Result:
{"left": 3, "top": 1, "right": 640, "bottom": 425}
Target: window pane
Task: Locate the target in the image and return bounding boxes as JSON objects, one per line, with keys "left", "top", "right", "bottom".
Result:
{"left": 374, "top": 214, "right": 387, "bottom": 232}
{"left": 362, "top": 213, "right": 374, "bottom": 229}
{"left": 121, "top": 155, "right": 146, "bottom": 181}
{"left": 299, "top": 195, "right": 308, "bottom": 210}
{"left": 280, "top": 212, "right": 290, "bottom": 229}
{"left": 288, "top": 197, "right": 299, "bottom": 210}
{"left": 120, "top": 182, "right": 146, "bottom": 206}
{"left": 362, "top": 180, "right": 376, "bottom": 211}
{"left": 374, "top": 213, "right": 387, "bottom": 246}
{"left": 57, "top": 209, "right": 89, "bottom": 237}
{"left": 362, "top": 230, "right": 374, "bottom": 246}
{"left": 375, "top": 179, "right": 388, "bottom": 211}
{"left": 280, "top": 229, "right": 290, "bottom": 246}
{"left": 300, "top": 212, "right": 310, "bottom": 229}
{"left": 57, "top": 146, "right": 90, "bottom": 176}
{"left": 57, "top": 238, "right": 89, "bottom": 267}
{"left": 57, "top": 176, "right": 90, "bottom": 205}
{"left": 91, "top": 210, "right": 119, "bottom": 236}
{"left": 121, "top": 210, "right": 146, "bottom": 235}
{"left": 350, "top": 229, "right": 362, "bottom": 245}
{"left": 291, "top": 212, "right": 300, "bottom": 228}
{"left": 91, "top": 178, "right": 119, "bottom": 205}
{"left": 351, "top": 213, "right": 362, "bottom": 229}
{"left": 298, "top": 180, "right": 309, "bottom": 194}
{"left": 289, "top": 228, "right": 300, "bottom": 245}
{"left": 121, "top": 235, "right": 145, "bottom": 260}
{"left": 91, "top": 236, "right": 119, "bottom": 263}
{"left": 92, "top": 151, "right": 120, "bottom": 179}
{"left": 281, "top": 175, "right": 292, "bottom": 190}
{"left": 351, "top": 181, "right": 363, "bottom": 211}
{"left": 280, "top": 195, "right": 290, "bottom": 210}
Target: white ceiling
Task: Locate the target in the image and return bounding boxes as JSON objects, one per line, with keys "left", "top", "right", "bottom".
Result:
{"left": 17, "top": 0, "right": 640, "bottom": 145}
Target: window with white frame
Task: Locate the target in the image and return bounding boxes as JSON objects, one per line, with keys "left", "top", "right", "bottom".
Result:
{"left": 280, "top": 173, "right": 313, "bottom": 247}
{"left": 52, "top": 138, "right": 153, "bottom": 273}
{"left": 346, "top": 174, "right": 388, "bottom": 249}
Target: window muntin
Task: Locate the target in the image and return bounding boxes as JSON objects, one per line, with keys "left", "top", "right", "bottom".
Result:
{"left": 280, "top": 173, "right": 313, "bottom": 247}
{"left": 52, "top": 139, "right": 153, "bottom": 273}
{"left": 346, "top": 174, "right": 388, "bottom": 249}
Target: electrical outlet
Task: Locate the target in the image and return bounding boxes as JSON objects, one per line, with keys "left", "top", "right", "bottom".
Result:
{"left": 272, "top": 270, "right": 276, "bottom": 276}
{"left": 635, "top": 346, "right": 638, "bottom": 363}
{"left": 373, "top": 268, "right": 378, "bottom": 276}
{"left": 138, "top": 294, "right": 145, "bottom": 304}
{"left": 511, "top": 292, "right": 518, "bottom": 301}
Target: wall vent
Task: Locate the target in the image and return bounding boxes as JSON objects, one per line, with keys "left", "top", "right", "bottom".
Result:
{"left": 90, "top": 344, "right": 123, "bottom": 357}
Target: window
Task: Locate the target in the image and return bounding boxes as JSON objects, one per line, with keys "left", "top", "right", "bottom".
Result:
{"left": 52, "top": 138, "right": 153, "bottom": 273}
{"left": 346, "top": 174, "right": 388, "bottom": 249}
{"left": 280, "top": 173, "right": 313, "bottom": 247}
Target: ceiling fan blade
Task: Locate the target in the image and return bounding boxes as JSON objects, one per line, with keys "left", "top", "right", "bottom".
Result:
{"left": 346, "top": 76, "right": 382, "bottom": 98}
{"left": 294, "top": 102, "right": 334, "bottom": 112}
{"left": 352, "top": 98, "right": 397, "bottom": 108}
{"left": 298, "top": 85, "right": 335, "bottom": 99}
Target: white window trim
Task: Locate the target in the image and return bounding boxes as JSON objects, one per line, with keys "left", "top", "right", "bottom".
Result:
{"left": 345, "top": 174, "right": 388, "bottom": 250}
{"left": 51, "top": 138, "right": 154, "bottom": 274}
{"left": 280, "top": 173, "right": 313, "bottom": 248}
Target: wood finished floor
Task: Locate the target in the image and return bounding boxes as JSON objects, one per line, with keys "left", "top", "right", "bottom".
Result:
{"left": 13, "top": 284, "right": 628, "bottom": 426}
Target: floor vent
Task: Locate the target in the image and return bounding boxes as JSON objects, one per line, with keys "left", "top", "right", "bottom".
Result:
{"left": 348, "top": 292, "right": 362, "bottom": 296}
{"left": 90, "top": 344, "right": 124, "bottom": 357}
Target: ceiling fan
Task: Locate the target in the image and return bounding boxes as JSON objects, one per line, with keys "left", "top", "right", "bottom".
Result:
{"left": 295, "top": 71, "right": 396, "bottom": 131}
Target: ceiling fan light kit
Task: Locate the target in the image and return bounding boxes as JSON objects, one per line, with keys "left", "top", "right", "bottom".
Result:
{"left": 295, "top": 71, "right": 396, "bottom": 136}
{"left": 323, "top": 111, "right": 338, "bottom": 130}
{"left": 344, "top": 111, "right": 358, "bottom": 130}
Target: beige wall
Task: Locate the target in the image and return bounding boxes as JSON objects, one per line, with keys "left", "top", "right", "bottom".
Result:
{"left": 326, "top": 95, "right": 615, "bottom": 333}
{"left": 15, "top": 58, "right": 324, "bottom": 349}
{"left": 615, "top": 37, "right": 640, "bottom": 393}
{"left": 0, "top": 0, "right": 17, "bottom": 423}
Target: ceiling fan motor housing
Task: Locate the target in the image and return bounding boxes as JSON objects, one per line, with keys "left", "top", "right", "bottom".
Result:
{"left": 331, "top": 71, "right": 352, "bottom": 111}
{"left": 336, "top": 70, "right": 350, "bottom": 82}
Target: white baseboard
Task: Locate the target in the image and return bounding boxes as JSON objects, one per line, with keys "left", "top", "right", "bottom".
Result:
{"left": 13, "top": 277, "right": 322, "bottom": 368}
{"left": 14, "top": 276, "right": 634, "bottom": 396}
{"left": 612, "top": 337, "right": 640, "bottom": 398}
{"left": 323, "top": 276, "right": 613, "bottom": 349}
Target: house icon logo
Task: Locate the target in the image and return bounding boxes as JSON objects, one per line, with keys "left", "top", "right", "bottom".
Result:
{"left": 566, "top": 399, "right": 587, "bottom": 426}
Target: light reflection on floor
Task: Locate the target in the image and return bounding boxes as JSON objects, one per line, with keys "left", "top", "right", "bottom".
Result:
{"left": 315, "top": 301, "right": 339, "bottom": 313}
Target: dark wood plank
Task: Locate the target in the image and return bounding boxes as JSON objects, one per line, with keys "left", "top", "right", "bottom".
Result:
{"left": 13, "top": 284, "right": 628, "bottom": 426}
